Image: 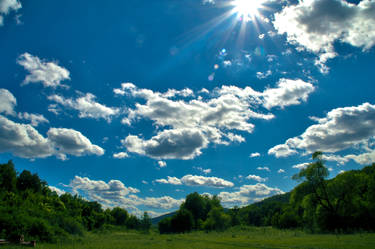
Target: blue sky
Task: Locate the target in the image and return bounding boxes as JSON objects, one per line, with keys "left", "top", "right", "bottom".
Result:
{"left": 1, "top": 0, "right": 375, "bottom": 217}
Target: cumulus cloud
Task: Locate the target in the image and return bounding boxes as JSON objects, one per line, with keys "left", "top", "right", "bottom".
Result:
{"left": 18, "top": 112, "right": 49, "bottom": 127}
{"left": 0, "top": 89, "right": 48, "bottom": 126}
{"left": 115, "top": 79, "right": 313, "bottom": 160}
{"left": 195, "top": 166, "right": 211, "bottom": 174}
{"left": 156, "top": 174, "right": 234, "bottom": 188}
{"left": 273, "top": 0, "right": 375, "bottom": 72}
{"left": 113, "top": 152, "right": 129, "bottom": 159}
{"left": 249, "top": 152, "right": 260, "bottom": 158}
{"left": 67, "top": 176, "right": 182, "bottom": 214}
{"left": 47, "top": 128, "right": 104, "bottom": 160}
{"left": 0, "top": 115, "right": 104, "bottom": 160}
{"left": 292, "top": 162, "right": 310, "bottom": 170}
{"left": 268, "top": 144, "right": 297, "bottom": 158}
{"left": 49, "top": 186, "right": 65, "bottom": 196}
{"left": 17, "top": 53, "right": 70, "bottom": 88}
{"left": 158, "top": 160, "right": 167, "bottom": 168}
{"left": 262, "top": 79, "right": 315, "bottom": 110}
{"left": 155, "top": 176, "right": 182, "bottom": 185}
{"left": 278, "top": 169, "right": 285, "bottom": 173}
{"left": 0, "top": 0, "right": 21, "bottom": 26}
{"left": 48, "top": 93, "right": 119, "bottom": 121}
{"left": 218, "top": 183, "right": 284, "bottom": 206}
{"left": 0, "top": 88, "right": 17, "bottom": 116}
{"left": 246, "top": 174, "right": 268, "bottom": 182}
{"left": 123, "top": 128, "right": 208, "bottom": 160}
{"left": 0, "top": 115, "right": 53, "bottom": 158}
{"left": 269, "top": 103, "right": 375, "bottom": 159}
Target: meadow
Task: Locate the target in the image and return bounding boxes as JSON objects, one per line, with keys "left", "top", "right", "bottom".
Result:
{"left": 2, "top": 226, "right": 375, "bottom": 249}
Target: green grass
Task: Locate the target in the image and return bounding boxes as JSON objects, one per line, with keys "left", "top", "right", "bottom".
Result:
{"left": 2, "top": 227, "right": 375, "bottom": 249}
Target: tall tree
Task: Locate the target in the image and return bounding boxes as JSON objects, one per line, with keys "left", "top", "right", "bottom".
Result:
{"left": 0, "top": 160, "right": 17, "bottom": 192}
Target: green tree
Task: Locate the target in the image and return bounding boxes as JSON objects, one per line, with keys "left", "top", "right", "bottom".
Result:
{"left": 110, "top": 207, "right": 128, "bottom": 226}
{"left": 170, "top": 208, "right": 194, "bottom": 233}
{"left": 0, "top": 160, "right": 17, "bottom": 192}
{"left": 140, "top": 212, "right": 151, "bottom": 232}
{"left": 203, "top": 206, "right": 231, "bottom": 231}
{"left": 17, "top": 170, "right": 45, "bottom": 192}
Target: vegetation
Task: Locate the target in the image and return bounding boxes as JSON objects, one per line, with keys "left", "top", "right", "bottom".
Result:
{"left": 236, "top": 152, "right": 375, "bottom": 232}
{"left": 2, "top": 227, "right": 375, "bottom": 249}
{"left": 0, "top": 160, "right": 148, "bottom": 242}
{"left": 158, "top": 152, "right": 375, "bottom": 234}
{"left": 1, "top": 152, "right": 374, "bottom": 245}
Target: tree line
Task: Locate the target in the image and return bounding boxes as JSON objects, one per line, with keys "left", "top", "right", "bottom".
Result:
{"left": 1, "top": 152, "right": 374, "bottom": 242}
{"left": 158, "top": 152, "right": 375, "bottom": 234}
{"left": 0, "top": 161, "right": 151, "bottom": 242}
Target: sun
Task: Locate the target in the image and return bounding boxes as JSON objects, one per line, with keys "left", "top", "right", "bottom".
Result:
{"left": 232, "top": 0, "right": 263, "bottom": 21}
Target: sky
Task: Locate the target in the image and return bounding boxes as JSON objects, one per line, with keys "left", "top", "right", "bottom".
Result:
{"left": 0, "top": 0, "right": 374, "bottom": 217}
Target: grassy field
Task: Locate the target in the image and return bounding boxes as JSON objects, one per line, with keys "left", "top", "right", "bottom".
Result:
{"left": 2, "top": 227, "right": 375, "bottom": 249}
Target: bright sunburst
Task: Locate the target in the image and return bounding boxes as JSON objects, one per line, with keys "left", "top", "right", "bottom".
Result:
{"left": 232, "top": 0, "right": 264, "bottom": 21}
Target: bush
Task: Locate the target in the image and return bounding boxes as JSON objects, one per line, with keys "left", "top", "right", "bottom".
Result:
{"left": 57, "top": 216, "right": 84, "bottom": 236}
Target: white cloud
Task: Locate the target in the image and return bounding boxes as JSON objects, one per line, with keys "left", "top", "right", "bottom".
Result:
{"left": 269, "top": 103, "right": 375, "bottom": 158}
{"left": 345, "top": 149, "right": 375, "bottom": 165}
{"left": 0, "top": 115, "right": 53, "bottom": 158}
{"left": 141, "top": 196, "right": 183, "bottom": 210}
{"left": 158, "top": 160, "right": 167, "bottom": 168}
{"left": 49, "top": 186, "right": 65, "bottom": 196}
{"left": 123, "top": 128, "right": 208, "bottom": 160}
{"left": 67, "top": 176, "right": 182, "bottom": 213}
{"left": 155, "top": 176, "right": 182, "bottom": 185}
{"left": 18, "top": 112, "right": 49, "bottom": 127}
{"left": 113, "top": 152, "right": 129, "bottom": 159}
{"left": 116, "top": 80, "right": 313, "bottom": 160}
{"left": 0, "top": 0, "right": 21, "bottom": 26}
{"left": 292, "top": 162, "right": 310, "bottom": 170}
{"left": 262, "top": 79, "right": 315, "bottom": 110}
{"left": 48, "top": 93, "right": 119, "bottom": 121}
{"left": 156, "top": 174, "right": 234, "bottom": 188}
{"left": 181, "top": 174, "right": 234, "bottom": 188}
{"left": 195, "top": 166, "right": 212, "bottom": 174}
{"left": 0, "top": 88, "right": 17, "bottom": 116}
{"left": 218, "top": 183, "right": 284, "bottom": 206}
{"left": 0, "top": 115, "right": 105, "bottom": 160}
{"left": 268, "top": 144, "right": 297, "bottom": 158}
{"left": 17, "top": 53, "right": 70, "bottom": 88}
{"left": 47, "top": 128, "right": 104, "bottom": 160}
{"left": 0, "top": 89, "right": 48, "bottom": 126}
{"left": 257, "top": 166, "right": 270, "bottom": 172}
{"left": 246, "top": 174, "right": 268, "bottom": 182}
{"left": 278, "top": 169, "right": 285, "bottom": 173}
{"left": 273, "top": 0, "right": 375, "bottom": 72}
{"left": 249, "top": 152, "right": 260, "bottom": 158}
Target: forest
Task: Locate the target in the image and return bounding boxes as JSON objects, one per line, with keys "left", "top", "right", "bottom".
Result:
{"left": 0, "top": 152, "right": 374, "bottom": 243}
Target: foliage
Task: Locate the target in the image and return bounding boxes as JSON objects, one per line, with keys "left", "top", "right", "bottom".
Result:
{"left": 3, "top": 227, "right": 375, "bottom": 249}
{"left": 0, "top": 161, "right": 143, "bottom": 242}
{"left": 158, "top": 192, "right": 227, "bottom": 233}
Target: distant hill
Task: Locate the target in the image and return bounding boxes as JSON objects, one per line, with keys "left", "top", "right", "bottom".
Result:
{"left": 151, "top": 211, "right": 177, "bottom": 225}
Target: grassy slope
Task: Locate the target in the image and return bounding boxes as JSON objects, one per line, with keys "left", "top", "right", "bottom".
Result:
{"left": 2, "top": 227, "right": 375, "bottom": 249}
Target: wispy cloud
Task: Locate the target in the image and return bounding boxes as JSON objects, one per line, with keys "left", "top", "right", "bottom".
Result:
{"left": 17, "top": 53, "right": 70, "bottom": 88}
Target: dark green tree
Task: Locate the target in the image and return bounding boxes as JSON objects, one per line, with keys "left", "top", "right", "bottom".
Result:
{"left": 17, "top": 170, "right": 45, "bottom": 192}
{"left": 0, "top": 160, "right": 17, "bottom": 192}
{"left": 170, "top": 208, "right": 194, "bottom": 233}
{"left": 110, "top": 207, "right": 128, "bottom": 226}
{"left": 140, "top": 212, "right": 151, "bottom": 232}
